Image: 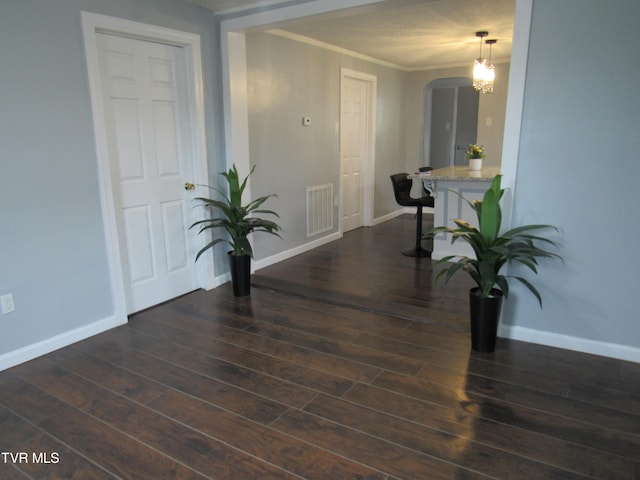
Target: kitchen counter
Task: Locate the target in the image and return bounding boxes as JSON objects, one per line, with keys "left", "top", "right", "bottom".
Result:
{"left": 423, "top": 165, "right": 500, "bottom": 180}
{"left": 410, "top": 166, "right": 500, "bottom": 197}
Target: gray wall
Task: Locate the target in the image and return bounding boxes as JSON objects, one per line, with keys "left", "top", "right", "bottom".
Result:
{"left": 504, "top": 0, "right": 640, "bottom": 351}
{"left": 477, "top": 62, "right": 509, "bottom": 166}
{"left": 404, "top": 64, "right": 509, "bottom": 170}
{"left": 0, "top": 0, "right": 223, "bottom": 359}
{"left": 245, "top": 31, "right": 408, "bottom": 259}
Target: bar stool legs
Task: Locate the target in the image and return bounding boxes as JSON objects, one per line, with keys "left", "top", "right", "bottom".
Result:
{"left": 402, "top": 206, "right": 431, "bottom": 257}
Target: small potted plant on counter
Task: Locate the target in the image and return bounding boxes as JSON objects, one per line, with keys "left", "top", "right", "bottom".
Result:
{"left": 467, "top": 144, "right": 485, "bottom": 171}
{"left": 427, "top": 175, "right": 562, "bottom": 352}
{"left": 190, "top": 164, "right": 281, "bottom": 296}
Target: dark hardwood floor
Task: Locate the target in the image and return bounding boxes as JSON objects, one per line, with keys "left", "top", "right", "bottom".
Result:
{"left": 1, "top": 215, "right": 639, "bottom": 479}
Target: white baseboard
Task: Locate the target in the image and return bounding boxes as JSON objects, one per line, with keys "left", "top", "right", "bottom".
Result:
{"left": 202, "top": 232, "right": 343, "bottom": 289}
{"left": 0, "top": 314, "right": 126, "bottom": 371}
{"left": 499, "top": 324, "right": 640, "bottom": 363}
{"left": 255, "top": 210, "right": 435, "bottom": 271}
{"left": 253, "top": 231, "right": 343, "bottom": 271}
{"left": 252, "top": 209, "right": 435, "bottom": 270}
{"left": 373, "top": 209, "right": 405, "bottom": 225}
{"left": 208, "top": 272, "right": 231, "bottom": 290}
{"left": 373, "top": 207, "right": 434, "bottom": 226}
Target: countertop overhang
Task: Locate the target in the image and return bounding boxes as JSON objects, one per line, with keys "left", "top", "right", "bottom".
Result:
{"left": 410, "top": 166, "right": 501, "bottom": 181}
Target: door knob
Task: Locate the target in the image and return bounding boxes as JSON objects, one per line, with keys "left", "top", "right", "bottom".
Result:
{"left": 184, "top": 182, "right": 195, "bottom": 191}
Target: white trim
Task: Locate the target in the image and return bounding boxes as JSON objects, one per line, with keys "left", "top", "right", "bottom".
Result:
{"left": 82, "top": 13, "right": 128, "bottom": 326}
{"left": 253, "top": 232, "right": 342, "bottom": 271}
{"left": 373, "top": 207, "right": 433, "bottom": 226}
{"left": 269, "top": 29, "right": 511, "bottom": 72}
{"left": 212, "top": 272, "right": 232, "bottom": 290}
{"left": 214, "top": 0, "right": 292, "bottom": 16}
{"left": 0, "top": 315, "right": 126, "bottom": 371}
{"left": 499, "top": 325, "right": 640, "bottom": 364}
{"left": 81, "top": 12, "right": 214, "bottom": 322}
{"left": 374, "top": 209, "right": 406, "bottom": 225}
{"left": 254, "top": 209, "right": 434, "bottom": 269}
{"left": 221, "top": 31, "right": 251, "bottom": 181}
{"left": 220, "top": 0, "right": 386, "bottom": 32}
{"left": 269, "top": 29, "right": 404, "bottom": 70}
{"left": 340, "top": 68, "right": 377, "bottom": 231}
{"left": 499, "top": 0, "right": 533, "bottom": 226}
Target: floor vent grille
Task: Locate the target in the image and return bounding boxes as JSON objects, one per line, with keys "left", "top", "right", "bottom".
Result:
{"left": 306, "top": 183, "right": 333, "bottom": 237}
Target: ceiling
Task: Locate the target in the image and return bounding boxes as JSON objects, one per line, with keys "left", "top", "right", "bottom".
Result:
{"left": 173, "top": 0, "right": 515, "bottom": 70}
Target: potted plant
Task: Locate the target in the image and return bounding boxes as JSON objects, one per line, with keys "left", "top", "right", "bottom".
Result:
{"left": 466, "top": 144, "right": 485, "bottom": 171}
{"left": 428, "top": 175, "right": 561, "bottom": 352}
{"left": 190, "top": 164, "right": 281, "bottom": 296}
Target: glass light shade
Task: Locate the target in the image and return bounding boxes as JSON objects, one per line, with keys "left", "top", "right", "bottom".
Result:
{"left": 473, "top": 58, "right": 495, "bottom": 94}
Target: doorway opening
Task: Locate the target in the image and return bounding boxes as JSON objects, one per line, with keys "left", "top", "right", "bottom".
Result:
{"left": 221, "top": 0, "right": 533, "bottom": 263}
{"left": 423, "top": 77, "right": 479, "bottom": 169}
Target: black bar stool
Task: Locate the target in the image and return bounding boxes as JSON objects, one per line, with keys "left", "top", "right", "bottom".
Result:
{"left": 390, "top": 173, "right": 434, "bottom": 257}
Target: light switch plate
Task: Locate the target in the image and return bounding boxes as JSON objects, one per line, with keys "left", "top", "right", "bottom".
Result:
{"left": 1, "top": 293, "right": 15, "bottom": 314}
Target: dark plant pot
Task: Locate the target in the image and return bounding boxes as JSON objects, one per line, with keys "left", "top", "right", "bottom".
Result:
{"left": 229, "top": 253, "right": 251, "bottom": 297}
{"left": 469, "top": 288, "right": 504, "bottom": 353}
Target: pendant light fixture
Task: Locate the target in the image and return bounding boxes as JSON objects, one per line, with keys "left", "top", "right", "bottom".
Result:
{"left": 472, "top": 31, "right": 497, "bottom": 94}
{"left": 483, "top": 39, "right": 497, "bottom": 93}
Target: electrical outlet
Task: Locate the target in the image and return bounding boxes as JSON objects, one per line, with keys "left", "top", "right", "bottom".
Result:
{"left": 1, "top": 293, "right": 15, "bottom": 314}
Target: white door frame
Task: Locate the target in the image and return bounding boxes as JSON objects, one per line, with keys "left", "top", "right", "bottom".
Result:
{"left": 82, "top": 12, "right": 213, "bottom": 323}
{"left": 340, "top": 68, "right": 376, "bottom": 231}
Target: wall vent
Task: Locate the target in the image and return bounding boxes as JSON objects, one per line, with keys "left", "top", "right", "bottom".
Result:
{"left": 306, "top": 183, "right": 333, "bottom": 237}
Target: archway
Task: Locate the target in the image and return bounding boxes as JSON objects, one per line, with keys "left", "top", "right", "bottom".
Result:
{"left": 423, "top": 77, "right": 478, "bottom": 169}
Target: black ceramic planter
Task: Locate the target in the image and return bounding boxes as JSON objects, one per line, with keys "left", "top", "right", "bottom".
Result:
{"left": 229, "top": 253, "right": 251, "bottom": 296}
{"left": 469, "top": 288, "right": 503, "bottom": 352}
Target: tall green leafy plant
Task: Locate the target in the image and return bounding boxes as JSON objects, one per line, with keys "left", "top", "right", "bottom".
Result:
{"left": 190, "top": 164, "right": 281, "bottom": 260}
{"left": 429, "top": 175, "right": 561, "bottom": 306}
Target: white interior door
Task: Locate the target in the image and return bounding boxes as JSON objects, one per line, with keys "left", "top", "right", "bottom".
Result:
{"left": 340, "top": 76, "right": 368, "bottom": 232}
{"left": 96, "top": 33, "right": 198, "bottom": 313}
